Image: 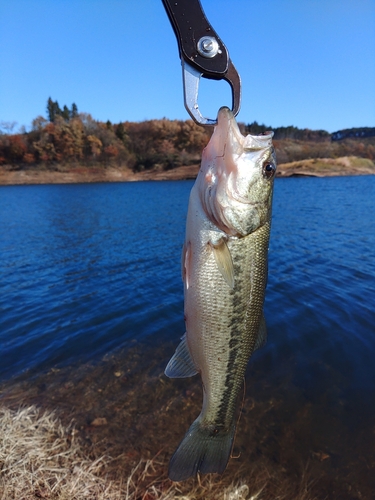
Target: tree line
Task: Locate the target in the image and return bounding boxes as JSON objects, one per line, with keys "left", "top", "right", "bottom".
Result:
{"left": 0, "top": 99, "right": 211, "bottom": 171}
{"left": 331, "top": 127, "right": 375, "bottom": 141}
{"left": 0, "top": 100, "right": 374, "bottom": 170}
{"left": 245, "top": 121, "right": 331, "bottom": 141}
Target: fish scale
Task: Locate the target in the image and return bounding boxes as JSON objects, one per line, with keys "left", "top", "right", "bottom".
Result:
{"left": 212, "top": 223, "right": 271, "bottom": 427}
{"left": 165, "top": 107, "right": 276, "bottom": 481}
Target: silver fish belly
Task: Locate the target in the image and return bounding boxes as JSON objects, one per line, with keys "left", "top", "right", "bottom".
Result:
{"left": 165, "top": 107, "right": 277, "bottom": 481}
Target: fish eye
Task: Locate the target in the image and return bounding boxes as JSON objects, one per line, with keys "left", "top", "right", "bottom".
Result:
{"left": 262, "top": 161, "right": 276, "bottom": 179}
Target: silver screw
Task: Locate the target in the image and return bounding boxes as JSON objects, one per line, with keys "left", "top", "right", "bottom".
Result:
{"left": 197, "top": 36, "right": 219, "bottom": 58}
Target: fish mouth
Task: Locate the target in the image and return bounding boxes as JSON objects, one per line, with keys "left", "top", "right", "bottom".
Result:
{"left": 197, "top": 107, "right": 275, "bottom": 236}
{"left": 217, "top": 106, "right": 274, "bottom": 150}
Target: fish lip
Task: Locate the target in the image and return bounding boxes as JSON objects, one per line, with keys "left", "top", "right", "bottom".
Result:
{"left": 217, "top": 107, "right": 244, "bottom": 151}
{"left": 217, "top": 106, "right": 233, "bottom": 118}
{"left": 217, "top": 106, "right": 274, "bottom": 147}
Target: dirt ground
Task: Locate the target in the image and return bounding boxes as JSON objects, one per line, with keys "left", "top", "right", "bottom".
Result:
{"left": 1, "top": 156, "right": 374, "bottom": 186}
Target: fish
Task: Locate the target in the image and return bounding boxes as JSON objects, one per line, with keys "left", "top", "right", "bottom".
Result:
{"left": 165, "top": 106, "right": 277, "bottom": 481}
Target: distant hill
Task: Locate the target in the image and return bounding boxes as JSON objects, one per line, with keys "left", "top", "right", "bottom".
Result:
{"left": 245, "top": 122, "right": 375, "bottom": 142}
{"left": 244, "top": 122, "right": 330, "bottom": 141}
{"left": 331, "top": 127, "right": 375, "bottom": 141}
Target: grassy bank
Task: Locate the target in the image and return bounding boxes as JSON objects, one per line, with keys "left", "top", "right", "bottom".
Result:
{"left": 0, "top": 405, "right": 316, "bottom": 500}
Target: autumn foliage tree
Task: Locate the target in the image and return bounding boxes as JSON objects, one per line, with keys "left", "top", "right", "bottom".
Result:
{"left": 0, "top": 99, "right": 374, "bottom": 170}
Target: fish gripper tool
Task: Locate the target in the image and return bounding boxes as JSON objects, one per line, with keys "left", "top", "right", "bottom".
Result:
{"left": 161, "top": 0, "right": 241, "bottom": 126}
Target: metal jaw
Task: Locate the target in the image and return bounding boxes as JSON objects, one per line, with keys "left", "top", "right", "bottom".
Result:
{"left": 182, "top": 60, "right": 241, "bottom": 126}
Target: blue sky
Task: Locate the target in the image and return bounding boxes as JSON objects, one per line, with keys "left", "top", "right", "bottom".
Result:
{"left": 0, "top": 0, "right": 374, "bottom": 133}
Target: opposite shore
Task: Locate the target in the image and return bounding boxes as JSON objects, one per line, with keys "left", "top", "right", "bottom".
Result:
{"left": 1, "top": 155, "right": 374, "bottom": 186}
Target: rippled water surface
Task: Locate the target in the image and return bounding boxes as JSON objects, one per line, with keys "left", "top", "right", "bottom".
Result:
{"left": 1, "top": 177, "right": 374, "bottom": 386}
{"left": 1, "top": 176, "right": 375, "bottom": 497}
{"left": 1, "top": 181, "right": 189, "bottom": 380}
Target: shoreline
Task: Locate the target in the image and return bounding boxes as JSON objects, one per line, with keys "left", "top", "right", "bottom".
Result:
{"left": 0, "top": 339, "right": 362, "bottom": 500}
{"left": 1, "top": 156, "right": 374, "bottom": 186}
{"left": 1, "top": 335, "right": 373, "bottom": 499}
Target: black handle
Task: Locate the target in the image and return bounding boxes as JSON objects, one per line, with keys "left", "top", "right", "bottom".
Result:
{"left": 162, "top": 0, "right": 229, "bottom": 78}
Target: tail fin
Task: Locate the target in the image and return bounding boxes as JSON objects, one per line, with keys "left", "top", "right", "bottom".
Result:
{"left": 168, "top": 418, "right": 236, "bottom": 482}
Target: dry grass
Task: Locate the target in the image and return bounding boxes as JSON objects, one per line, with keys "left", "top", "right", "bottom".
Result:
{"left": 0, "top": 404, "right": 319, "bottom": 500}
{"left": 0, "top": 405, "right": 119, "bottom": 499}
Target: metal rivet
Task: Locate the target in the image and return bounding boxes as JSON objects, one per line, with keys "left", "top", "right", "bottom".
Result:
{"left": 197, "top": 36, "right": 219, "bottom": 58}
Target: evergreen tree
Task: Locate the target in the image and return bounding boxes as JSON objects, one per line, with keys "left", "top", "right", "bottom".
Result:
{"left": 71, "top": 103, "right": 78, "bottom": 119}
{"left": 47, "top": 97, "right": 54, "bottom": 122}
{"left": 115, "top": 122, "right": 126, "bottom": 142}
{"left": 47, "top": 97, "right": 55, "bottom": 122}
{"left": 62, "top": 105, "right": 70, "bottom": 121}
{"left": 47, "top": 98, "right": 62, "bottom": 122}
{"left": 246, "top": 121, "right": 270, "bottom": 135}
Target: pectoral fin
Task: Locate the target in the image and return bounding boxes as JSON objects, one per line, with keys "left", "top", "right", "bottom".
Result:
{"left": 182, "top": 242, "right": 192, "bottom": 289}
{"left": 254, "top": 313, "right": 267, "bottom": 351}
{"left": 211, "top": 239, "right": 234, "bottom": 289}
{"left": 165, "top": 333, "right": 198, "bottom": 378}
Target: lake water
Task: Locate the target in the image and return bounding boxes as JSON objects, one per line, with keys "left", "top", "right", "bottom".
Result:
{"left": 1, "top": 176, "right": 375, "bottom": 497}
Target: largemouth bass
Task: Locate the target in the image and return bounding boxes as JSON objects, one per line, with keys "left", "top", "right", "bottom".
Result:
{"left": 165, "top": 107, "right": 276, "bottom": 481}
